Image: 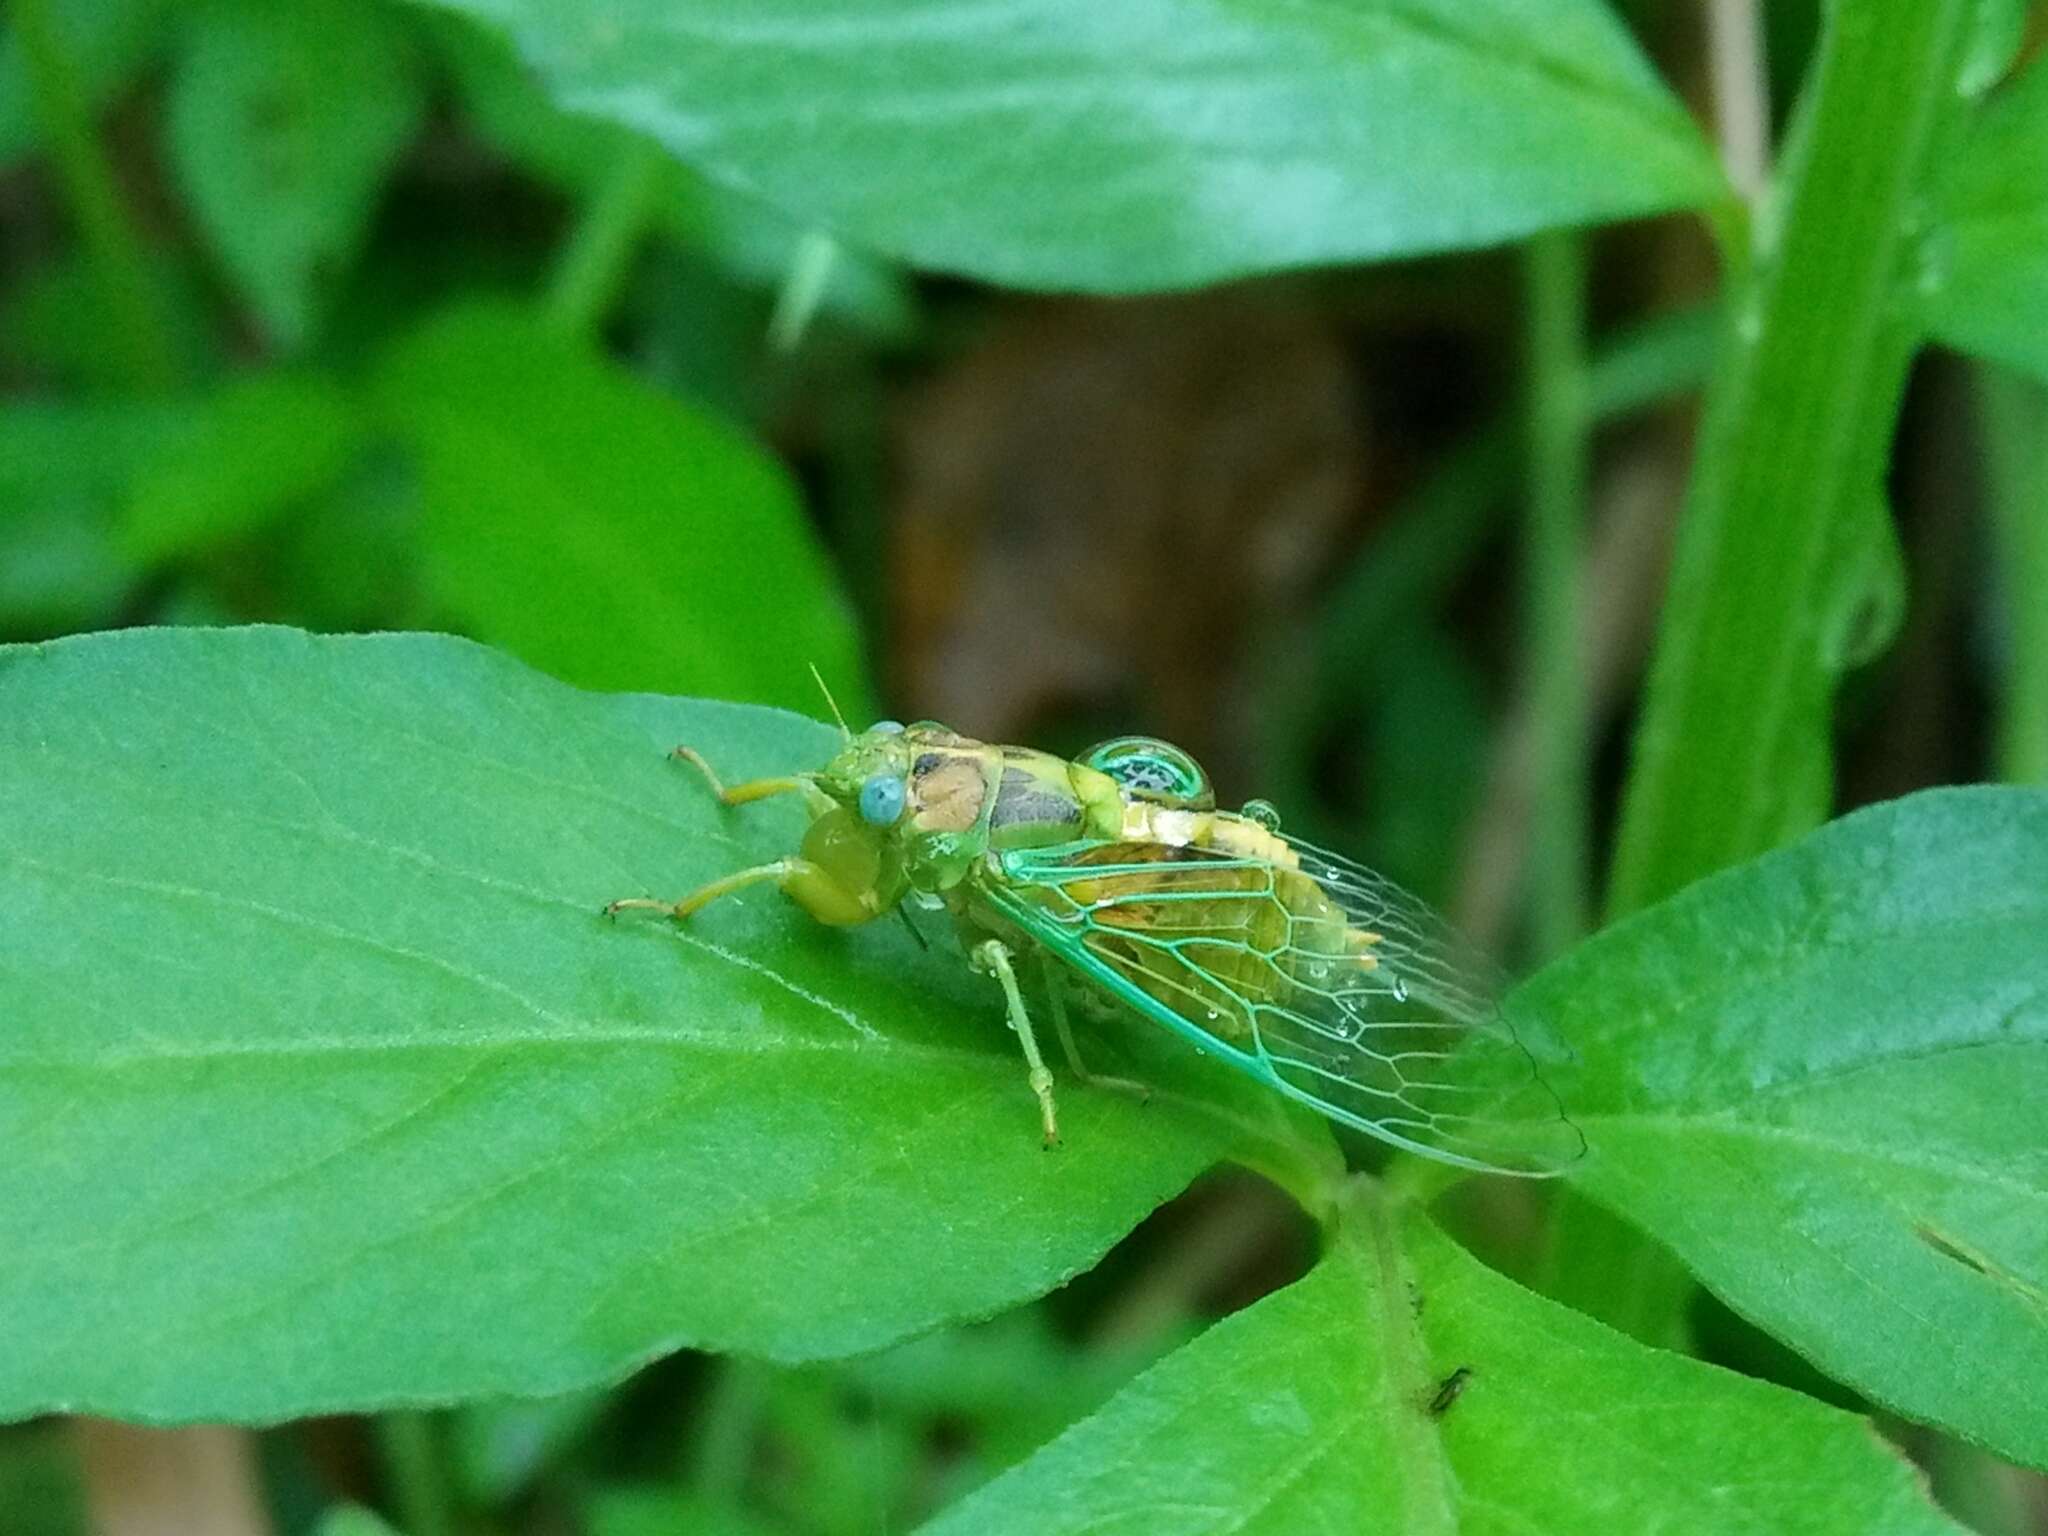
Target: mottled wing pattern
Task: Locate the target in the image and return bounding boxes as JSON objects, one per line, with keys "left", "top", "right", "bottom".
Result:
{"left": 985, "top": 836, "right": 1584, "bottom": 1176}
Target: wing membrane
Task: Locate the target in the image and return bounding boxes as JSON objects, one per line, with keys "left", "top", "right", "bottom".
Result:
{"left": 984, "top": 835, "right": 1583, "bottom": 1176}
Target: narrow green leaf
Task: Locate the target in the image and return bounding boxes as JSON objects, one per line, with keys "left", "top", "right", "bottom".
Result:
{"left": 0, "top": 0, "right": 165, "bottom": 167}
{"left": 0, "top": 626, "right": 1327, "bottom": 1423}
{"left": 0, "top": 403, "right": 189, "bottom": 632}
{"left": 588, "top": 1488, "right": 778, "bottom": 1536}
{"left": 121, "top": 373, "right": 362, "bottom": 566}
{"left": 0, "top": 1426, "right": 85, "bottom": 1536}
{"left": 413, "top": 0, "right": 1723, "bottom": 291}
{"left": 1607, "top": 0, "right": 1977, "bottom": 915}
{"left": 315, "top": 1508, "right": 406, "bottom": 1536}
{"left": 1529, "top": 788, "right": 2048, "bottom": 1470}
{"left": 1924, "top": 52, "right": 2048, "bottom": 382}
{"left": 921, "top": 1190, "right": 1963, "bottom": 1535}
{"left": 378, "top": 303, "right": 869, "bottom": 718}
{"left": 0, "top": 250, "right": 219, "bottom": 392}
{"left": 11, "top": 0, "right": 178, "bottom": 391}
{"left": 1957, "top": 0, "right": 2027, "bottom": 99}
{"left": 165, "top": 0, "right": 425, "bottom": 349}
{"left": 451, "top": 1387, "right": 609, "bottom": 1505}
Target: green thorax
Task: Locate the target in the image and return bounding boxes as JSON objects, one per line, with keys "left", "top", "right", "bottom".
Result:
{"left": 810, "top": 722, "right": 1223, "bottom": 899}
{"left": 893, "top": 729, "right": 1124, "bottom": 888}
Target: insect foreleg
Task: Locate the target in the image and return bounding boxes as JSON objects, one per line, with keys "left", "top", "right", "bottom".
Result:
{"left": 606, "top": 857, "right": 879, "bottom": 926}
{"left": 1039, "top": 952, "right": 1151, "bottom": 1103}
{"left": 669, "top": 746, "right": 813, "bottom": 807}
{"left": 971, "top": 939, "right": 1060, "bottom": 1147}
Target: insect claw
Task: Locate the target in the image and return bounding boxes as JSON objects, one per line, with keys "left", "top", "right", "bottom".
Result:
{"left": 604, "top": 896, "right": 678, "bottom": 922}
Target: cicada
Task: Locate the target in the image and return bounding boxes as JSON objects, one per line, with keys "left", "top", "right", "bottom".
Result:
{"left": 608, "top": 720, "right": 1581, "bottom": 1176}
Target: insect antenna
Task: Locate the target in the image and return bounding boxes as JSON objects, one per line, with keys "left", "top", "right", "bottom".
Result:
{"left": 896, "top": 906, "right": 930, "bottom": 952}
{"left": 809, "top": 662, "right": 852, "bottom": 742}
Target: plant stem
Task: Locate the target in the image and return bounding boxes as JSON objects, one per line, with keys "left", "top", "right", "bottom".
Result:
{"left": 767, "top": 230, "right": 841, "bottom": 353}
{"left": 13, "top": 0, "right": 176, "bottom": 392}
{"left": 1706, "top": 0, "right": 1770, "bottom": 204}
{"left": 375, "top": 1411, "right": 456, "bottom": 1536}
{"left": 688, "top": 1358, "right": 772, "bottom": 1506}
{"left": 545, "top": 140, "right": 663, "bottom": 337}
{"left": 1520, "top": 230, "right": 1591, "bottom": 961}
{"left": 1607, "top": 0, "right": 1976, "bottom": 918}
{"left": 1979, "top": 369, "right": 2048, "bottom": 787}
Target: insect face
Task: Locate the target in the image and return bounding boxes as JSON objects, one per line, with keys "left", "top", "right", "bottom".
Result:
{"left": 816, "top": 722, "right": 920, "bottom": 809}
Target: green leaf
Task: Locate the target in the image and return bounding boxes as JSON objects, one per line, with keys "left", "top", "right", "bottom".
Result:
{"left": 121, "top": 372, "right": 363, "bottom": 566}
{"left": 378, "top": 303, "right": 870, "bottom": 718}
{"left": 0, "top": 0, "right": 165, "bottom": 167}
{"left": 588, "top": 1488, "right": 778, "bottom": 1536}
{"left": 1530, "top": 787, "right": 2048, "bottom": 1471}
{"left": 0, "top": 1426, "right": 85, "bottom": 1536}
{"left": 451, "top": 1386, "right": 610, "bottom": 1505}
{"left": 0, "top": 402, "right": 191, "bottom": 633}
{"left": 1958, "top": 0, "right": 2027, "bottom": 99}
{"left": 411, "top": 0, "right": 1723, "bottom": 292}
{"left": 0, "top": 250, "right": 220, "bottom": 392}
{"left": 921, "top": 1191, "right": 1962, "bottom": 1535}
{"left": 1923, "top": 52, "right": 2048, "bottom": 382}
{"left": 165, "top": 0, "right": 425, "bottom": 349}
{"left": 1607, "top": 0, "right": 1977, "bottom": 914}
{"left": 432, "top": 15, "right": 914, "bottom": 337}
{"left": 0, "top": 626, "right": 1328, "bottom": 1422}
{"left": 314, "top": 1508, "right": 405, "bottom": 1536}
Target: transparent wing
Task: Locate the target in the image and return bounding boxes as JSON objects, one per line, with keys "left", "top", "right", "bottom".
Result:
{"left": 984, "top": 834, "right": 1584, "bottom": 1176}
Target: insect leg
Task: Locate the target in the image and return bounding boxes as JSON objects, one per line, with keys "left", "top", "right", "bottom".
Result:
{"left": 606, "top": 857, "right": 877, "bottom": 926}
{"left": 669, "top": 746, "right": 812, "bottom": 806}
{"left": 971, "top": 939, "right": 1060, "bottom": 1147}
{"left": 1039, "top": 952, "right": 1151, "bottom": 1103}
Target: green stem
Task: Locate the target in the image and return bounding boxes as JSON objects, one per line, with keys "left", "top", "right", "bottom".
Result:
{"left": 545, "top": 140, "right": 662, "bottom": 336}
{"left": 1922, "top": 1431, "right": 2033, "bottom": 1536}
{"left": 1520, "top": 230, "right": 1592, "bottom": 960}
{"left": 375, "top": 1411, "right": 456, "bottom": 1536}
{"left": 688, "top": 1358, "right": 773, "bottom": 1506}
{"left": 767, "top": 230, "right": 841, "bottom": 353}
{"left": 1606, "top": 0, "right": 1976, "bottom": 918}
{"left": 1979, "top": 369, "right": 2048, "bottom": 787}
{"left": 14, "top": 0, "right": 175, "bottom": 392}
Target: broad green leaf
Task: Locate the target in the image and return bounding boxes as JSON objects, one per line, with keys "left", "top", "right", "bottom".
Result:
{"left": 921, "top": 1190, "right": 1962, "bottom": 1535}
{"left": 429, "top": 14, "right": 911, "bottom": 335}
{"left": 0, "top": 626, "right": 1328, "bottom": 1422}
{"left": 165, "top": 0, "right": 425, "bottom": 349}
{"left": 121, "top": 373, "right": 363, "bottom": 566}
{"left": 0, "top": 0, "right": 166, "bottom": 167}
{"left": 378, "top": 303, "right": 870, "bottom": 719}
{"left": 1532, "top": 788, "right": 2048, "bottom": 1471}
{"left": 1924, "top": 51, "right": 2048, "bottom": 382}
{"left": 412, "top": 0, "right": 1723, "bottom": 292}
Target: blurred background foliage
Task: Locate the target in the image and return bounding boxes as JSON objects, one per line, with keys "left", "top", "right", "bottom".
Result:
{"left": 2, "top": 0, "right": 2045, "bottom": 1531}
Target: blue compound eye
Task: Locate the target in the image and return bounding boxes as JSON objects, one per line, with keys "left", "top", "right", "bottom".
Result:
{"left": 858, "top": 771, "right": 906, "bottom": 826}
{"left": 869, "top": 719, "right": 905, "bottom": 734}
